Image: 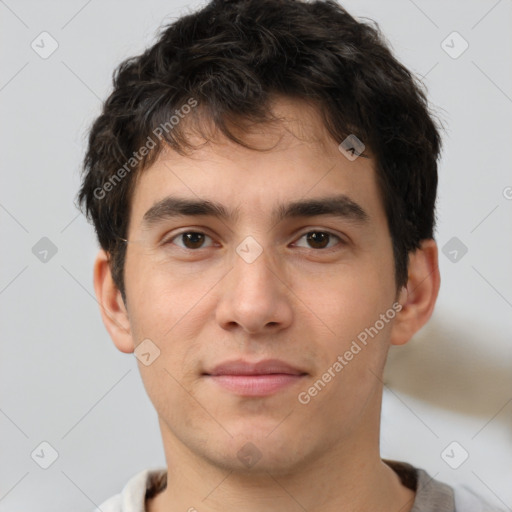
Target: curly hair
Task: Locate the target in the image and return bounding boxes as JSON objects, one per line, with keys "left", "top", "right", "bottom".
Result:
{"left": 77, "top": 0, "right": 443, "bottom": 303}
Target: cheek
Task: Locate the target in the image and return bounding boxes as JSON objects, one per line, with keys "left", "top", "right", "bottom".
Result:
{"left": 125, "top": 252, "right": 210, "bottom": 338}
{"left": 125, "top": 261, "right": 223, "bottom": 393}
{"left": 292, "top": 259, "right": 392, "bottom": 336}
{"left": 290, "top": 260, "right": 396, "bottom": 400}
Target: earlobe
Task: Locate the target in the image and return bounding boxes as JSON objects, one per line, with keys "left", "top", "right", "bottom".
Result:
{"left": 390, "top": 239, "right": 440, "bottom": 347}
{"left": 93, "top": 249, "right": 135, "bottom": 354}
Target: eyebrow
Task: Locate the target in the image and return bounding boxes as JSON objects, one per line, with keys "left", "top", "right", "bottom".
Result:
{"left": 141, "top": 194, "right": 369, "bottom": 229}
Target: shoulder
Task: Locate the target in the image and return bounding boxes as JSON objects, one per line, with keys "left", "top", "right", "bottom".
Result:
{"left": 94, "top": 468, "right": 167, "bottom": 512}
{"left": 384, "top": 459, "right": 505, "bottom": 512}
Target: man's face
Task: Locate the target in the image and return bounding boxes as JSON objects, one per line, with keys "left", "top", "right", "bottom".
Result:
{"left": 122, "top": 97, "right": 401, "bottom": 473}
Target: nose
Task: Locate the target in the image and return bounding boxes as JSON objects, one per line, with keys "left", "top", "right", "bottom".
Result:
{"left": 215, "top": 244, "right": 294, "bottom": 335}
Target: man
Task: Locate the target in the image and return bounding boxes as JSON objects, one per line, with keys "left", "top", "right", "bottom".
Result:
{"left": 78, "top": 0, "right": 501, "bottom": 510}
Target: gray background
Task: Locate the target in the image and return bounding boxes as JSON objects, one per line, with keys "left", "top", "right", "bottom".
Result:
{"left": 1, "top": 0, "right": 511, "bottom": 510}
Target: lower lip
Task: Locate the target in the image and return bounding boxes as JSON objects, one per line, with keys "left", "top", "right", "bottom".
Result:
{"left": 206, "top": 374, "right": 305, "bottom": 396}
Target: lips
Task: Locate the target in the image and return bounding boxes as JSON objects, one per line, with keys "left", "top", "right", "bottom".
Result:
{"left": 205, "top": 358, "right": 307, "bottom": 377}
{"left": 203, "top": 359, "right": 307, "bottom": 397}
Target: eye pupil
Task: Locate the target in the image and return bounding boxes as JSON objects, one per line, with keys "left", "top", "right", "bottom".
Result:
{"left": 307, "top": 232, "right": 329, "bottom": 249}
{"left": 183, "top": 232, "right": 205, "bottom": 249}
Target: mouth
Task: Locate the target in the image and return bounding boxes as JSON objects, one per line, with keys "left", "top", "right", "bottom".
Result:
{"left": 202, "top": 359, "right": 308, "bottom": 397}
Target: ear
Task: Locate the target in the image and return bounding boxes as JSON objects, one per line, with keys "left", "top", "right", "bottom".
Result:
{"left": 390, "top": 239, "right": 440, "bottom": 346}
{"left": 93, "top": 249, "right": 135, "bottom": 353}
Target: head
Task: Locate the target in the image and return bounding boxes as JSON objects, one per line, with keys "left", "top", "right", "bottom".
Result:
{"left": 79, "top": 0, "right": 441, "bottom": 476}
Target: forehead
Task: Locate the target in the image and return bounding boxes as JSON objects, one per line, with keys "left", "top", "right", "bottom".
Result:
{"left": 128, "top": 96, "right": 385, "bottom": 233}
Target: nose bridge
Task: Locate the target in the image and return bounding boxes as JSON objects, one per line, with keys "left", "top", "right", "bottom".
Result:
{"left": 234, "top": 238, "right": 276, "bottom": 294}
{"left": 215, "top": 235, "right": 293, "bottom": 333}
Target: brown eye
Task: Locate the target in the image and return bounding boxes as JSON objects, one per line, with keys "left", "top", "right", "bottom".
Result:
{"left": 168, "top": 231, "right": 214, "bottom": 250}
{"left": 295, "top": 231, "right": 342, "bottom": 250}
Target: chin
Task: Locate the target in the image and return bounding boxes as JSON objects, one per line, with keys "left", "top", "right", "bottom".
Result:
{"left": 202, "top": 426, "right": 314, "bottom": 476}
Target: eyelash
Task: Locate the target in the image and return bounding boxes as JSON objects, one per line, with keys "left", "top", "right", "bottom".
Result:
{"left": 161, "top": 229, "right": 346, "bottom": 252}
